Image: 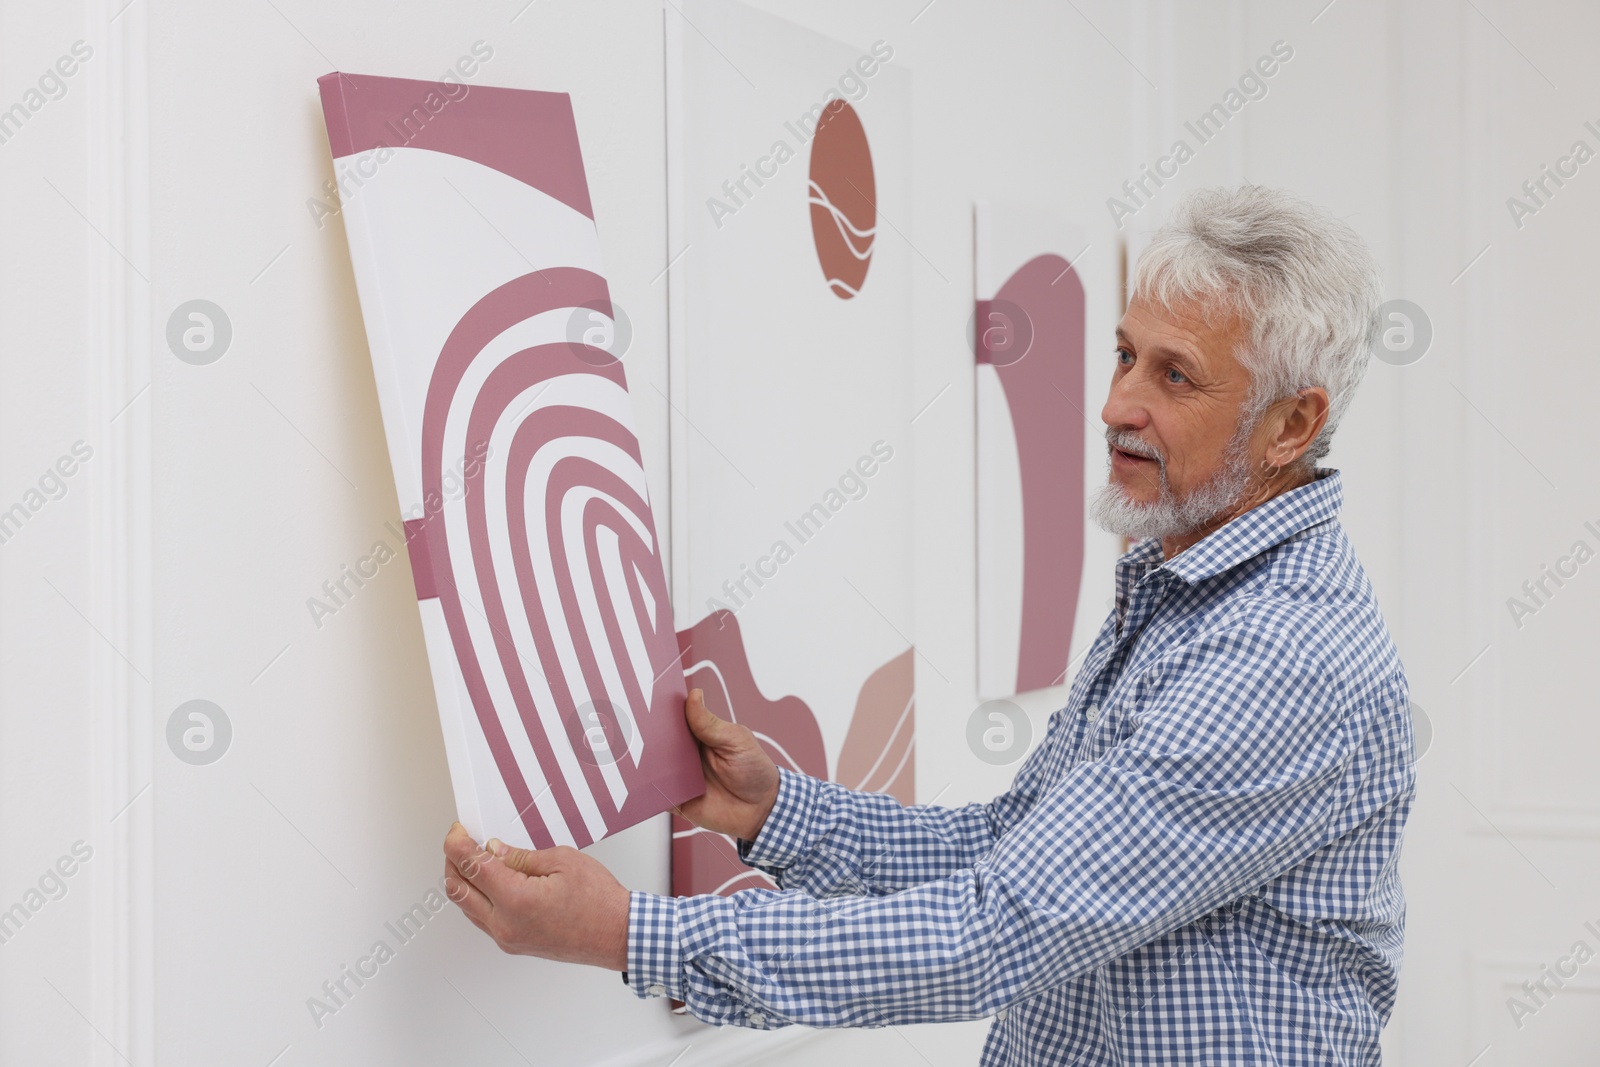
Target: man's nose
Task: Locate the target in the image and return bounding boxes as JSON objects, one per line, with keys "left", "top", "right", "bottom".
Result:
{"left": 1100, "top": 370, "right": 1150, "bottom": 435}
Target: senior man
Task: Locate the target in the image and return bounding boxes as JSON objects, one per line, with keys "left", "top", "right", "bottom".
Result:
{"left": 442, "top": 184, "right": 1416, "bottom": 1064}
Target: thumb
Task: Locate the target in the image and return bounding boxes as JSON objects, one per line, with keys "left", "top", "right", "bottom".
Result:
{"left": 488, "top": 838, "right": 560, "bottom": 876}
{"left": 685, "top": 688, "right": 731, "bottom": 744}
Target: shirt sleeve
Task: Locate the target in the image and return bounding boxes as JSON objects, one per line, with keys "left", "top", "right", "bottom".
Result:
{"left": 729, "top": 704, "right": 1073, "bottom": 898}
{"left": 625, "top": 623, "right": 1399, "bottom": 1029}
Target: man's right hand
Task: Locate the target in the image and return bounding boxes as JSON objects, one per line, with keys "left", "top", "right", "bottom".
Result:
{"left": 675, "top": 688, "right": 781, "bottom": 843}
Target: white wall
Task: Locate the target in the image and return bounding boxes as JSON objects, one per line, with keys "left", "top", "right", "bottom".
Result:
{"left": 3, "top": 0, "right": 1594, "bottom": 1064}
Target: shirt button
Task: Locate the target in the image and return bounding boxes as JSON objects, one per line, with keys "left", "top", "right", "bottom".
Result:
{"left": 646, "top": 983, "right": 665, "bottom": 996}
{"left": 996, "top": 1007, "right": 1009, "bottom": 1021}
{"left": 1085, "top": 704, "right": 1100, "bottom": 723}
{"left": 747, "top": 1011, "right": 765, "bottom": 1026}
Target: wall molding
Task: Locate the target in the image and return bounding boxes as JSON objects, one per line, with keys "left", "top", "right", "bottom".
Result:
{"left": 86, "top": 0, "right": 154, "bottom": 1062}
{"left": 1469, "top": 954, "right": 1600, "bottom": 1056}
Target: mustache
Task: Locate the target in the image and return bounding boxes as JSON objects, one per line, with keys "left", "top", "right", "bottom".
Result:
{"left": 1106, "top": 430, "right": 1162, "bottom": 463}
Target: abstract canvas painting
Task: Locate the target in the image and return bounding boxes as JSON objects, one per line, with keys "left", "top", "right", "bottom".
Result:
{"left": 665, "top": 0, "right": 916, "bottom": 904}
{"left": 318, "top": 72, "right": 704, "bottom": 851}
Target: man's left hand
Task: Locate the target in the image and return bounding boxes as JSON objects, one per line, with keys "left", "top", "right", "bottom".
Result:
{"left": 442, "top": 822, "right": 630, "bottom": 971}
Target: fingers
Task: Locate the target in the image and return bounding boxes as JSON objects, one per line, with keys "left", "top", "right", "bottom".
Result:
{"left": 443, "top": 824, "right": 494, "bottom": 927}
{"left": 490, "top": 839, "right": 563, "bottom": 877}
{"left": 443, "top": 822, "right": 491, "bottom": 885}
{"left": 444, "top": 855, "right": 492, "bottom": 926}
{"left": 443, "top": 821, "right": 530, "bottom": 909}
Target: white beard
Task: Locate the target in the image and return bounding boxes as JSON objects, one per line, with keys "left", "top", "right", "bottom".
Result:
{"left": 1089, "top": 421, "right": 1257, "bottom": 544}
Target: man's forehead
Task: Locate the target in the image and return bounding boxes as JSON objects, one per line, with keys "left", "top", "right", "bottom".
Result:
{"left": 1118, "top": 297, "right": 1245, "bottom": 364}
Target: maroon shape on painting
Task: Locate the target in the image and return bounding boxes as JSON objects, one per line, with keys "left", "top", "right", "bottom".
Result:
{"left": 807, "top": 101, "right": 876, "bottom": 299}
{"left": 979, "top": 254, "right": 1087, "bottom": 694}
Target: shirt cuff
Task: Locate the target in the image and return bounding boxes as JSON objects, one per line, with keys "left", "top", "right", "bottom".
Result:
{"left": 626, "top": 889, "right": 684, "bottom": 1001}
{"left": 735, "top": 765, "right": 823, "bottom": 871}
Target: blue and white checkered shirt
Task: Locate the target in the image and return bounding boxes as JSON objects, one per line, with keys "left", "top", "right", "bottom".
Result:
{"left": 627, "top": 467, "right": 1415, "bottom": 1064}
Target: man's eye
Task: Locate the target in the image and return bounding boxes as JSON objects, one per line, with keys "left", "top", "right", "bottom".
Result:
{"left": 1115, "top": 347, "right": 1133, "bottom": 366}
{"left": 1166, "top": 366, "right": 1187, "bottom": 384}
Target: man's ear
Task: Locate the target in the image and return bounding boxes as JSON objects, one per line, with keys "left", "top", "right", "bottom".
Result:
{"left": 1267, "top": 386, "right": 1329, "bottom": 468}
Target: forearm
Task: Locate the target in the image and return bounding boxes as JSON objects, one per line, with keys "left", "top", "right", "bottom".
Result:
{"left": 736, "top": 766, "right": 1004, "bottom": 897}
{"left": 626, "top": 874, "right": 1012, "bottom": 1029}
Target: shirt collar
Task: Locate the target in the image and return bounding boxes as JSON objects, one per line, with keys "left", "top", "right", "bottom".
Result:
{"left": 1117, "top": 467, "right": 1344, "bottom": 588}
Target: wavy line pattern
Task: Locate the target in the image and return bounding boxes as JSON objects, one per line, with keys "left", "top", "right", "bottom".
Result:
{"left": 414, "top": 268, "right": 695, "bottom": 849}
{"left": 669, "top": 612, "right": 917, "bottom": 899}
{"left": 835, "top": 647, "right": 915, "bottom": 798}
{"left": 670, "top": 610, "right": 827, "bottom": 898}
{"left": 806, "top": 182, "right": 878, "bottom": 255}
{"left": 807, "top": 100, "right": 876, "bottom": 300}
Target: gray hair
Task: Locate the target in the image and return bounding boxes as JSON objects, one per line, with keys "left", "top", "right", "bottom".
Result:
{"left": 1128, "top": 184, "right": 1383, "bottom": 470}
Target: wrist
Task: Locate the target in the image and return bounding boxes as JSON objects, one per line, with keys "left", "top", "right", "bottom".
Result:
{"left": 600, "top": 883, "right": 630, "bottom": 971}
{"left": 745, "top": 776, "right": 781, "bottom": 842}
{"left": 736, "top": 767, "right": 827, "bottom": 872}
